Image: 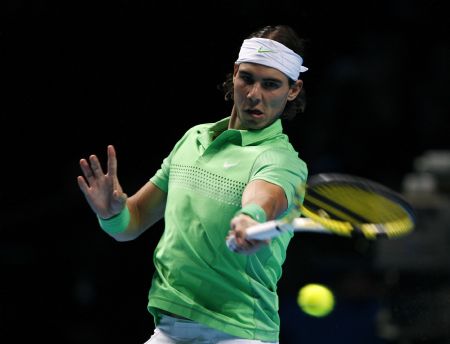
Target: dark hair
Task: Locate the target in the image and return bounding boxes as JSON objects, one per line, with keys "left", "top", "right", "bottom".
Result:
{"left": 221, "top": 25, "right": 308, "bottom": 120}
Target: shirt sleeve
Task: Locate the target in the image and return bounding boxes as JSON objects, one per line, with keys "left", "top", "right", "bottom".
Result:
{"left": 249, "top": 147, "right": 308, "bottom": 208}
{"left": 150, "top": 125, "right": 203, "bottom": 193}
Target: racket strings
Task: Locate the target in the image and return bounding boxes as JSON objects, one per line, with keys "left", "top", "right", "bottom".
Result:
{"left": 303, "top": 183, "right": 414, "bottom": 239}
{"left": 300, "top": 206, "right": 353, "bottom": 237}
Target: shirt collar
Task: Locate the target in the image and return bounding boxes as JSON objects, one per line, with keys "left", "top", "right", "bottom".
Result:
{"left": 208, "top": 116, "right": 284, "bottom": 146}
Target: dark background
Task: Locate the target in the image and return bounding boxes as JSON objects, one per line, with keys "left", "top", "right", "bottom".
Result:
{"left": 1, "top": 0, "right": 450, "bottom": 343}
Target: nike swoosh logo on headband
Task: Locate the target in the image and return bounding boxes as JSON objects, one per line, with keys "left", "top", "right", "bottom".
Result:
{"left": 257, "top": 47, "right": 275, "bottom": 53}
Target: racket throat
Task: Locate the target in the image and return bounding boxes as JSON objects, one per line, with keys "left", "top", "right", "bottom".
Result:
{"left": 292, "top": 217, "right": 330, "bottom": 234}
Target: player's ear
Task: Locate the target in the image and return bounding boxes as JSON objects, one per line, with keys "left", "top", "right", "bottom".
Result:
{"left": 233, "top": 64, "right": 240, "bottom": 77}
{"left": 287, "top": 80, "right": 303, "bottom": 101}
{"left": 232, "top": 64, "right": 240, "bottom": 84}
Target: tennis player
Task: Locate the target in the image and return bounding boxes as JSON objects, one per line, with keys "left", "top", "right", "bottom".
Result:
{"left": 78, "top": 24, "right": 308, "bottom": 343}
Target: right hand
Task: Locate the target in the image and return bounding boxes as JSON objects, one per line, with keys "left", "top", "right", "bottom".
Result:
{"left": 226, "top": 213, "right": 270, "bottom": 255}
{"left": 77, "top": 145, "right": 127, "bottom": 219}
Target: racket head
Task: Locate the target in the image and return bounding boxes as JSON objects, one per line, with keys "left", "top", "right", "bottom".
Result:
{"left": 299, "top": 173, "right": 416, "bottom": 239}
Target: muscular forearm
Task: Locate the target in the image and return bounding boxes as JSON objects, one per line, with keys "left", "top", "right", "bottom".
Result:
{"left": 241, "top": 179, "right": 287, "bottom": 220}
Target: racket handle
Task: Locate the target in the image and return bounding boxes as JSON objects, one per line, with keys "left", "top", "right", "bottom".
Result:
{"left": 246, "top": 220, "right": 293, "bottom": 240}
{"left": 226, "top": 220, "right": 293, "bottom": 251}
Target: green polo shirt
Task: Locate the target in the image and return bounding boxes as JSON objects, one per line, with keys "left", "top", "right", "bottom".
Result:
{"left": 147, "top": 116, "right": 307, "bottom": 341}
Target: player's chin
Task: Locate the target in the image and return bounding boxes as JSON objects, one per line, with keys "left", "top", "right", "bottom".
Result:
{"left": 242, "top": 115, "right": 268, "bottom": 130}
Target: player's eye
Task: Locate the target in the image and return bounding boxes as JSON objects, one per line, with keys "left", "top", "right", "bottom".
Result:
{"left": 239, "top": 73, "right": 254, "bottom": 85}
{"left": 262, "top": 81, "right": 281, "bottom": 90}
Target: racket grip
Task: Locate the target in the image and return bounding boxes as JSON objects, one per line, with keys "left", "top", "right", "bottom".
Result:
{"left": 226, "top": 220, "right": 292, "bottom": 251}
{"left": 246, "top": 220, "right": 293, "bottom": 240}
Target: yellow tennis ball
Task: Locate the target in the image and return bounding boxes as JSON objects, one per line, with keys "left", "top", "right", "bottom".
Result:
{"left": 297, "top": 283, "right": 335, "bottom": 317}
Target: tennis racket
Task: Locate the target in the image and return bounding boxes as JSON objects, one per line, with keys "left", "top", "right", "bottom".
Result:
{"left": 226, "top": 173, "right": 416, "bottom": 251}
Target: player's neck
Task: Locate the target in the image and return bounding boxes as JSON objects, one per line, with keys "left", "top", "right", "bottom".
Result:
{"left": 228, "top": 105, "right": 241, "bottom": 130}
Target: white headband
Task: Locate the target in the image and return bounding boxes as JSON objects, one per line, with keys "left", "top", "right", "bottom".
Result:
{"left": 235, "top": 37, "right": 308, "bottom": 81}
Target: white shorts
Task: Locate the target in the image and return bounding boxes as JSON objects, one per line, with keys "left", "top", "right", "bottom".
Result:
{"left": 144, "top": 314, "right": 278, "bottom": 344}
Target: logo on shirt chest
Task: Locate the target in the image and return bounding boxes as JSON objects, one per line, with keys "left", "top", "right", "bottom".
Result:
{"left": 223, "top": 161, "right": 239, "bottom": 169}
